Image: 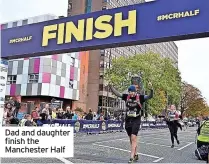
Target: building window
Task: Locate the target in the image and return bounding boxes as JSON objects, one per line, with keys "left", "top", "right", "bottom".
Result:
{"left": 69, "top": 80, "right": 74, "bottom": 88}
{"left": 71, "top": 57, "right": 75, "bottom": 66}
{"left": 100, "top": 49, "right": 105, "bottom": 56}
{"left": 100, "top": 61, "right": 104, "bottom": 68}
{"left": 100, "top": 64, "right": 104, "bottom": 68}
{"left": 68, "top": 2, "right": 72, "bottom": 10}
{"left": 102, "top": 5, "right": 107, "bottom": 10}
{"left": 7, "top": 75, "right": 17, "bottom": 84}
{"left": 22, "top": 19, "right": 28, "bottom": 25}
{"left": 12, "top": 22, "right": 18, "bottom": 27}
{"left": 99, "top": 84, "right": 104, "bottom": 91}
{"left": 68, "top": 1, "right": 72, "bottom": 15}
{"left": 28, "top": 74, "right": 39, "bottom": 83}
{"left": 100, "top": 75, "right": 104, "bottom": 79}
{"left": 85, "top": 0, "right": 92, "bottom": 13}
{"left": 1, "top": 23, "right": 8, "bottom": 29}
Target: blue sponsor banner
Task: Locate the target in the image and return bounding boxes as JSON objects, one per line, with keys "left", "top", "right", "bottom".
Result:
{"left": 106, "top": 120, "right": 123, "bottom": 131}
{"left": 41, "top": 119, "right": 123, "bottom": 133}
{"left": 2, "top": 0, "right": 209, "bottom": 58}
{"left": 141, "top": 122, "right": 150, "bottom": 129}
{"left": 149, "top": 122, "right": 156, "bottom": 128}
{"left": 40, "top": 120, "right": 167, "bottom": 133}
{"left": 155, "top": 121, "right": 167, "bottom": 128}
{"left": 79, "top": 120, "right": 102, "bottom": 133}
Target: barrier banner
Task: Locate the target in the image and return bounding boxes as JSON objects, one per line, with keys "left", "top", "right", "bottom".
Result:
{"left": 41, "top": 120, "right": 166, "bottom": 133}
{"left": 42, "top": 120, "right": 110, "bottom": 133}
{"left": 106, "top": 120, "right": 123, "bottom": 131}
{"left": 79, "top": 120, "right": 103, "bottom": 133}
{"left": 41, "top": 119, "right": 77, "bottom": 133}
{"left": 141, "top": 122, "right": 150, "bottom": 129}
{"left": 149, "top": 122, "right": 156, "bottom": 128}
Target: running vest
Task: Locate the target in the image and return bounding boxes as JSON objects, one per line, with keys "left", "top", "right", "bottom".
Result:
{"left": 198, "top": 121, "right": 209, "bottom": 142}
{"left": 126, "top": 94, "right": 142, "bottom": 118}
{"left": 168, "top": 111, "right": 178, "bottom": 121}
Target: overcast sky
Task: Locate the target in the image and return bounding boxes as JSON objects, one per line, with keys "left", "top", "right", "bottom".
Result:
{"left": 1, "top": 0, "right": 209, "bottom": 104}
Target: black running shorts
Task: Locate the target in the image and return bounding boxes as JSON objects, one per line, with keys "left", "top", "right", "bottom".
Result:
{"left": 125, "top": 117, "right": 141, "bottom": 136}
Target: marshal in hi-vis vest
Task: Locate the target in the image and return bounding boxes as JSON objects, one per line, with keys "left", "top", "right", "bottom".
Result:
{"left": 126, "top": 94, "right": 142, "bottom": 118}
{"left": 198, "top": 121, "right": 209, "bottom": 142}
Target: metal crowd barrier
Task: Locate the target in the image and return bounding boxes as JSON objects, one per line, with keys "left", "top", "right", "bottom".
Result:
{"left": 6, "top": 120, "right": 168, "bottom": 134}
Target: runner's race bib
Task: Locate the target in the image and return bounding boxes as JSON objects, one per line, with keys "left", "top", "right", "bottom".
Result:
{"left": 127, "top": 110, "right": 137, "bottom": 117}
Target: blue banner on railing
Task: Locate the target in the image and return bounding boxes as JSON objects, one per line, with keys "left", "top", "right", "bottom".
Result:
{"left": 40, "top": 120, "right": 167, "bottom": 133}
{"left": 40, "top": 119, "right": 124, "bottom": 133}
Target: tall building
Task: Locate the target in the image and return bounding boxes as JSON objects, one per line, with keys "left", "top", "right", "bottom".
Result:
{"left": 1, "top": 15, "right": 84, "bottom": 112}
{"left": 0, "top": 14, "right": 59, "bottom": 29}
{"left": 67, "top": 0, "right": 178, "bottom": 113}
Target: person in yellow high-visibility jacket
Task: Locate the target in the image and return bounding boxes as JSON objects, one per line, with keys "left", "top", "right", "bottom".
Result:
{"left": 197, "top": 118, "right": 209, "bottom": 148}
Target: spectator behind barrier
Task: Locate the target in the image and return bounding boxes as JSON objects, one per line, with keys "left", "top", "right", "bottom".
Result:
{"left": 85, "top": 109, "right": 93, "bottom": 120}
{"left": 3, "top": 107, "right": 8, "bottom": 126}
{"left": 18, "top": 114, "right": 27, "bottom": 126}
{"left": 5, "top": 103, "right": 19, "bottom": 124}
{"left": 40, "top": 109, "right": 48, "bottom": 124}
{"left": 93, "top": 112, "right": 97, "bottom": 120}
{"left": 57, "top": 108, "right": 65, "bottom": 119}
{"left": 31, "top": 107, "right": 40, "bottom": 122}
{"left": 64, "top": 106, "right": 73, "bottom": 119}
{"left": 24, "top": 114, "right": 36, "bottom": 126}
{"left": 51, "top": 107, "right": 57, "bottom": 119}
{"left": 42, "top": 103, "right": 50, "bottom": 116}
{"left": 72, "top": 111, "right": 78, "bottom": 120}
{"left": 8, "top": 97, "right": 15, "bottom": 106}
{"left": 14, "top": 98, "right": 21, "bottom": 117}
{"left": 82, "top": 112, "right": 87, "bottom": 119}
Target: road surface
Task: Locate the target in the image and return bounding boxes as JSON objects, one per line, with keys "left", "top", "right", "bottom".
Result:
{"left": 1, "top": 127, "right": 205, "bottom": 163}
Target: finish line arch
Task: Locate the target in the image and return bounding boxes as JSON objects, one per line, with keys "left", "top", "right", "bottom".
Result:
{"left": 1, "top": 0, "right": 209, "bottom": 59}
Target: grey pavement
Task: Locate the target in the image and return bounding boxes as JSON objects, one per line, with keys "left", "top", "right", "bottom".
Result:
{"left": 1, "top": 127, "right": 205, "bottom": 163}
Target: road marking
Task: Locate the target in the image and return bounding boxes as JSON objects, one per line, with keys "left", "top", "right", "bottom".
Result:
{"left": 177, "top": 142, "right": 194, "bottom": 150}
{"left": 119, "top": 139, "right": 173, "bottom": 148}
{"left": 56, "top": 157, "right": 74, "bottom": 164}
{"left": 139, "top": 141, "right": 172, "bottom": 148}
{"left": 93, "top": 143, "right": 161, "bottom": 159}
{"left": 153, "top": 157, "right": 164, "bottom": 163}
{"left": 94, "top": 138, "right": 127, "bottom": 144}
{"left": 141, "top": 136, "right": 191, "bottom": 143}
{"left": 139, "top": 132, "right": 169, "bottom": 137}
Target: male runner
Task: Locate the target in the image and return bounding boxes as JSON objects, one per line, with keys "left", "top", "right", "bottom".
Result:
{"left": 123, "top": 83, "right": 153, "bottom": 163}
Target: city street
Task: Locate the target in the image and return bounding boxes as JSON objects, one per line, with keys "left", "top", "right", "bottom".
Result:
{"left": 1, "top": 127, "right": 205, "bottom": 163}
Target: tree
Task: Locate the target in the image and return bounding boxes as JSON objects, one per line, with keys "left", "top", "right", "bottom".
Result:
{"left": 149, "top": 89, "right": 167, "bottom": 115}
{"left": 180, "top": 82, "right": 202, "bottom": 115}
{"left": 105, "top": 52, "right": 182, "bottom": 115}
{"left": 185, "top": 97, "right": 209, "bottom": 117}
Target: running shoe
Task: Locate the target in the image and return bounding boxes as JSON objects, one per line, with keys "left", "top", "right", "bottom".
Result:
{"left": 128, "top": 158, "right": 134, "bottom": 163}
{"left": 177, "top": 140, "right": 180, "bottom": 145}
{"left": 171, "top": 144, "right": 174, "bottom": 148}
{"left": 134, "top": 154, "right": 139, "bottom": 161}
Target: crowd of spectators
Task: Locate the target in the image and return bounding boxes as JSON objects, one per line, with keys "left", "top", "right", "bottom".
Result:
{"left": 2, "top": 97, "right": 126, "bottom": 127}
{"left": 31, "top": 104, "right": 123, "bottom": 122}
